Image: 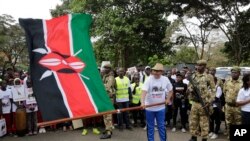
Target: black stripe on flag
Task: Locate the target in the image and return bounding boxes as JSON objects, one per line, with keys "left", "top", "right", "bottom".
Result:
{"left": 19, "top": 19, "right": 70, "bottom": 121}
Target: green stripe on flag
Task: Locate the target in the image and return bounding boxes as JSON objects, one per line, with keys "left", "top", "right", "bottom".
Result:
{"left": 70, "top": 14, "right": 114, "bottom": 112}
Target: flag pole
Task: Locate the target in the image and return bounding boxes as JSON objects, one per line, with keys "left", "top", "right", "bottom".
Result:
{"left": 37, "top": 102, "right": 166, "bottom": 127}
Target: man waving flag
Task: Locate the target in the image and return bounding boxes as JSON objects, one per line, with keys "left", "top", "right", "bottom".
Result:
{"left": 19, "top": 14, "right": 114, "bottom": 122}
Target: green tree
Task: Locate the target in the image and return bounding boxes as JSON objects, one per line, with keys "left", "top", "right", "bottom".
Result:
{"left": 0, "top": 14, "right": 27, "bottom": 69}
{"left": 173, "top": 46, "right": 197, "bottom": 64}
{"left": 168, "top": 0, "right": 250, "bottom": 65}
{"left": 52, "top": 0, "right": 173, "bottom": 68}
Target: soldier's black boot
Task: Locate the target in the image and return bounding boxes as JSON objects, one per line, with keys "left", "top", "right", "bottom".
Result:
{"left": 100, "top": 130, "right": 112, "bottom": 139}
{"left": 202, "top": 138, "right": 207, "bottom": 141}
{"left": 189, "top": 136, "right": 197, "bottom": 141}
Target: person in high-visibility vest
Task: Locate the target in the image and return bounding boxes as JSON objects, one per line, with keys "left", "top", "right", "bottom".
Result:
{"left": 115, "top": 68, "right": 133, "bottom": 131}
{"left": 131, "top": 74, "right": 145, "bottom": 127}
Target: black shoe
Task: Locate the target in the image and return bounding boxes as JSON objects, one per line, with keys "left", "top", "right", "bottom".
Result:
{"left": 201, "top": 138, "right": 207, "bottom": 141}
{"left": 189, "top": 136, "right": 197, "bottom": 141}
{"left": 118, "top": 126, "right": 123, "bottom": 131}
{"left": 126, "top": 126, "right": 133, "bottom": 131}
{"left": 133, "top": 123, "right": 138, "bottom": 127}
{"left": 100, "top": 133, "right": 111, "bottom": 139}
{"left": 140, "top": 123, "right": 146, "bottom": 127}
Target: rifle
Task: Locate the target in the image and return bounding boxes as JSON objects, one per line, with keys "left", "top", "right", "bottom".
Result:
{"left": 188, "top": 76, "right": 210, "bottom": 118}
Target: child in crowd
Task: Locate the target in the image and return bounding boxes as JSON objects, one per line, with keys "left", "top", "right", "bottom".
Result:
{"left": 0, "top": 80, "right": 15, "bottom": 136}
{"left": 25, "top": 77, "right": 38, "bottom": 135}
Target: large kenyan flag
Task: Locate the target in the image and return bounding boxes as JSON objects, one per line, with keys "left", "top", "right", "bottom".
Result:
{"left": 19, "top": 14, "right": 114, "bottom": 121}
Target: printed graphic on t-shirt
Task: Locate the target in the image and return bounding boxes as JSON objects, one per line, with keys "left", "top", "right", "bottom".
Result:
{"left": 1, "top": 95, "right": 12, "bottom": 114}
{"left": 2, "top": 96, "right": 10, "bottom": 107}
{"left": 151, "top": 86, "right": 164, "bottom": 98}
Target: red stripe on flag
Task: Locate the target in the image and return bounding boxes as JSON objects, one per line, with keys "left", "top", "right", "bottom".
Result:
{"left": 46, "top": 15, "right": 71, "bottom": 56}
{"left": 46, "top": 15, "right": 96, "bottom": 117}
{"left": 57, "top": 73, "right": 96, "bottom": 117}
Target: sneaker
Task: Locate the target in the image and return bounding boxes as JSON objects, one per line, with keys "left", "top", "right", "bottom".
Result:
{"left": 211, "top": 134, "right": 218, "bottom": 139}
{"left": 93, "top": 128, "right": 100, "bottom": 135}
{"left": 181, "top": 128, "right": 186, "bottom": 133}
{"left": 42, "top": 128, "right": 46, "bottom": 133}
{"left": 39, "top": 128, "right": 43, "bottom": 134}
{"left": 82, "top": 129, "right": 88, "bottom": 136}
{"left": 33, "top": 131, "right": 37, "bottom": 135}
{"left": 28, "top": 131, "right": 32, "bottom": 136}
{"left": 143, "top": 126, "right": 147, "bottom": 130}
{"left": 39, "top": 128, "right": 46, "bottom": 134}
{"left": 172, "top": 127, "right": 176, "bottom": 132}
{"left": 63, "top": 126, "right": 67, "bottom": 132}
{"left": 209, "top": 132, "right": 214, "bottom": 137}
{"left": 69, "top": 126, "right": 73, "bottom": 131}
{"left": 154, "top": 127, "right": 158, "bottom": 131}
{"left": 13, "top": 134, "right": 18, "bottom": 137}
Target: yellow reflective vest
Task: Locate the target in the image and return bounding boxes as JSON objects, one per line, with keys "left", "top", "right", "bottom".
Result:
{"left": 131, "top": 82, "right": 143, "bottom": 104}
{"left": 115, "top": 76, "right": 130, "bottom": 99}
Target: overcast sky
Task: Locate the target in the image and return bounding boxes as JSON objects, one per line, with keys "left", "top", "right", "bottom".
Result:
{"left": 0, "top": 0, "right": 62, "bottom": 22}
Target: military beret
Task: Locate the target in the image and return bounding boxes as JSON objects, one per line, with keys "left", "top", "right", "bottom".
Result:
{"left": 196, "top": 60, "right": 207, "bottom": 65}
{"left": 103, "top": 64, "right": 112, "bottom": 68}
{"left": 231, "top": 66, "right": 241, "bottom": 72}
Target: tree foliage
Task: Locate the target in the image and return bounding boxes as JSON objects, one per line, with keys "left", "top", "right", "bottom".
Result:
{"left": 51, "top": 0, "right": 173, "bottom": 68}
{"left": 168, "top": 0, "right": 250, "bottom": 65}
{"left": 0, "top": 14, "right": 27, "bottom": 69}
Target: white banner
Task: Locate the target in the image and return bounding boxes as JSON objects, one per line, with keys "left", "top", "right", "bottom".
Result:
{"left": 26, "top": 88, "right": 37, "bottom": 104}
{"left": 0, "top": 118, "right": 6, "bottom": 137}
{"left": 11, "top": 85, "right": 26, "bottom": 102}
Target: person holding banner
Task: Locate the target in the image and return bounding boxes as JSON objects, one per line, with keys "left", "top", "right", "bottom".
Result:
{"left": 141, "top": 63, "right": 173, "bottom": 141}
{"left": 25, "top": 77, "right": 38, "bottom": 135}
{"left": 0, "top": 80, "right": 14, "bottom": 136}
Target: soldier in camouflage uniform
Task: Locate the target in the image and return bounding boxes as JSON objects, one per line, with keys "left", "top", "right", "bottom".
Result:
{"left": 223, "top": 66, "right": 242, "bottom": 137}
{"left": 188, "top": 60, "right": 216, "bottom": 141}
{"left": 100, "top": 64, "right": 116, "bottom": 139}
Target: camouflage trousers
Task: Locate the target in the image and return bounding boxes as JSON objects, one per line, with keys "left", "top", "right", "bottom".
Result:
{"left": 225, "top": 104, "right": 241, "bottom": 125}
{"left": 225, "top": 104, "right": 241, "bottom": 137}
{"left": 189, "top": 102, "right": 209, "bottom": 138}
{"left": 103, "top": 114, "right": 113, "bottom": 131}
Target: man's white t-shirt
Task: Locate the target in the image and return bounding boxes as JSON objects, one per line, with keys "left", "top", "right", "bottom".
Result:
{"left": 142, "top": 75, "right": 173, "bottom": 111}
{"left": 0, "top": 89, "right": 12, "bottom": 114}
{"left": 236, "top": 88, "right": 250, "bottom": 112}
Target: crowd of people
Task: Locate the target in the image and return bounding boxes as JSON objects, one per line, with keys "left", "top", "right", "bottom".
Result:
{"left": 0, "top": 60, "right": 250, "bottom": 141}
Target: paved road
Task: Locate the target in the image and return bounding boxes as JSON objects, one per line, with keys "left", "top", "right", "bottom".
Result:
{"left": 2, "top": 126, "right": 227, "bottom": 141}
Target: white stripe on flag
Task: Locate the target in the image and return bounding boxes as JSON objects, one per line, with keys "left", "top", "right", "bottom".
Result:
{"left": 42, "top": 20, "right": 51, "bottom": 53}
{"left": 68, "top": 14, "right": 74, "bottom": 56}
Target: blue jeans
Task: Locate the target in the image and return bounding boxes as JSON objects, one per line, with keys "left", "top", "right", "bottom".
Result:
{"left": 146, "top": 109, "right": 166, "bottom": 141}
